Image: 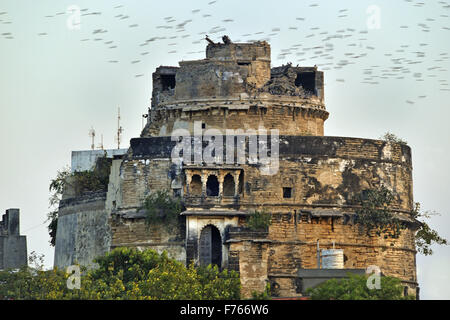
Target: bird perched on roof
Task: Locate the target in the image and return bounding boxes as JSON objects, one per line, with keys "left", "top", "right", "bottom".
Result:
{"left": 222, "top": 35, "right": 232, "bottom": 44}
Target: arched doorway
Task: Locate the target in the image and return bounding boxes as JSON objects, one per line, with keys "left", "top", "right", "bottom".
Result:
{"left": 223, "top": 173, "right": 235, "bottom": 197}
{"left": 206, "top": 175, "right": 219, "bottom": 197}
{"left": 190, "top": 174, "right": 202, "bottom": 196}
{"left": 199, "top": 225, "right": 222, "bottom": 267}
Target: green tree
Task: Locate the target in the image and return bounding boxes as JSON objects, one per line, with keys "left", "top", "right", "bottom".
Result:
{"left": 306, "top": 273, "right": 414, "bottom": 300}
{"left": 355, "top": 187, "right": 447, "bottom": 255}
{"left": 46, "top": 154, "right": 112, "bottom": 246}
{"left": 0, "top": 248, "right": 241, "bottom": 300}
{"left": 410, "top": 202, "right": 448, "bottom": 255}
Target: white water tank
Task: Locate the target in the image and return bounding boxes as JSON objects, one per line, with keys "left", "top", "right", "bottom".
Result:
{"left": 321, "top": 249, "right": 344, "bottom": 269}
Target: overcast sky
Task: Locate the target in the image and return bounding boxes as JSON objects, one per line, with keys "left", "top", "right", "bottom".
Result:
{"left": 0, "top": 0, "right": 449, "bottom": 299}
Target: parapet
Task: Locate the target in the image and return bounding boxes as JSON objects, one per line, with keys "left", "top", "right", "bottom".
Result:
{"left": 150, "top": 40, "right": 323, "bottom": 106}
{"left": 0, "top": 208, "right": 27, "bottom": 270}
{"left": 0, "top": 208, "right": 20, "bottom": 236}
{"left": 205, "top": 41, "right": 271, "bottom": 62}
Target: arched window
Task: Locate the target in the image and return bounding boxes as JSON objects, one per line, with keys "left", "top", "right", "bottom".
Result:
{"left": 190, "top": 174, "right": 202, "bottom": 196}
{"left": 206, "top": 175, "right": 219, "bottom": 197}
{"left": 223, "top": 173, "right": 235, "bottom": 197}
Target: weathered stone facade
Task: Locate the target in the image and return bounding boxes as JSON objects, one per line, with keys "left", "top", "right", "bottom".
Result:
{"left": 54, "top": 39, "right": 418, "bottom": 298}
{"left": 0, "top": 209, "right": 27, "bottom": 270}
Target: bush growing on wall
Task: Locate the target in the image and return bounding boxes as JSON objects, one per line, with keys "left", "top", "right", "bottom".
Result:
{"left": 46, "top": 154, "right": 112, "bottom": 246}
{"left": 246, "top": 210, "right": 272, "bottom": 231}
{"left": 142, "top": 190, "right": 183, "bottom": 232}
{"left": 355, "top": 186, "right": 447, "bottom": 255}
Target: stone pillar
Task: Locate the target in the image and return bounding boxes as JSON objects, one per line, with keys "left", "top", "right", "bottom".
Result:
{"left": 185, "top": 173, "right": 192, "bottom": 196}
{"left": 233, "top": 171, "right": 240, "bottom": 197}
{"left": 218, "top": 173, "right": 224, "bottom": 198}
{"left": 201, "top": 172, "right": 207, "bottom": 196}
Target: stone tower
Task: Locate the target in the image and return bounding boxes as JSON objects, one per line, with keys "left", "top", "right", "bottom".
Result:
{"left": 55, "top": 39, "right": 418, "bottom": 298}
{"left": 0, "top": 209, "right": 27, "bottom": 270}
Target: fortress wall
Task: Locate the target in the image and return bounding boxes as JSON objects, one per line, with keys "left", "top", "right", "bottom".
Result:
{"left": 129, "top": 136, "right": 412, "bottom": 211}
{"left": 227, "top": 240, "right": 270, "bottom": 298}
{"left": 129, "top": 136, "right": 411, "bottom": 166}
{"left": 175, "top": 60, "right": 249, "bottom": 99}
{"left": 110, "top": 217, "right": 186, "bottom": 263}
{"left": 54, "top": 192, "right": 111, "bottom": 269}
{"left": 62, "top": 135, "right": 414, "bottom": 295}
{"left": 267, "top": 215, "right": 417, "bottom": 281}
{"left": 226, "top": 216, "right": 417, "bottom": 298}
{"left": 146, "top": 104, "right": 327, "bottom": 137}
{"left": 241, "top": 156, "right": 412, "bottom": 211}
{"left": 110, "top": 156, "right": 185, "bottom": 263}
{"left": 119, "top": 158, "right": 175, "bottom": 209}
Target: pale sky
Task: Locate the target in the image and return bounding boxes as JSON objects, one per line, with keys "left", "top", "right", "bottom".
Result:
{"left": 0, "top": 0, "right": 449, "bottom": 299}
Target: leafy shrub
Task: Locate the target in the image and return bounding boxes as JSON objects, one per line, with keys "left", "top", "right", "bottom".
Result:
{"left": 380, "top": 132, "right": 408, "bottom": 145}
{"left": 0, "top": 248, "right": 241, "bottom": 300}
{"left": 355, "top": 186, "right": 404, "bottom": 238}
{"left": 410, "top": 202, "right": 448, "bottom": 255}
{"left": 306, "top": 273, "right": 414, "bottom": 300}
{"left": 46, "top": 155, "right": 112, "bottom": 246}
{"left": 246, "top": 210, "right": 272, "bottom": 231}
{"left": 251, "top": 283, "right": 271, "bottom": 300}
{"left": 355, "top": 187, "right": 448, "bottom": 255}
{"left": 142, "top": 190, "right": 182, "bottom": 230}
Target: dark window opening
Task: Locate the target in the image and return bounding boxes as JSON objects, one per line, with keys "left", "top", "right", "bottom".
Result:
{"left": 223, "top": 174, "right": 235, "bottom": 197}
{"left": 173, "top": 188, "right": 181, "bottom": 197}
{"left": 249, "top": 105, "right": 258, "bottom": 114}
{"left": 161, "top": 74, "right": 176, "bottom": 91}
{"left": 237, "top": 61, "right": 251, "bottom": 66}
{"left": 361, "top": 189, "right": 369, "bottom": 201}
{"left": 190, "top": 175, "right": 202, "bottom": 196}
{"left": 295, "top": 72, "right": 315, "bottom": 93}
{"left": 239, "top": 171, "right": 244, "bottom": 194}
{"left": 283, "top": 187, "right": 292, "bottom": 199}
{"left": 206, "top": 175, "right": 219, "bottom": 197}
{"left": 201, "top": 122, "right": 206, "bottom": 129}
{"left": 404, "top": 286, "right": 409, "bottom": 296}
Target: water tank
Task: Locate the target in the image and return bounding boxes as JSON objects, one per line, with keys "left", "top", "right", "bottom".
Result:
{"left": 321, "top": 249, "right": 344, "bottom": 269}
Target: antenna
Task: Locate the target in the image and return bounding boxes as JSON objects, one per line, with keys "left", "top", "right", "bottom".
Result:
{"left": 88, "top": 127, "right": 96, "bottom": 150}
{"left": 97, "top": 134, "right": 104, "bottom": 150}
{"left": 116, "top": 107, "right": 124, "bottom": 149}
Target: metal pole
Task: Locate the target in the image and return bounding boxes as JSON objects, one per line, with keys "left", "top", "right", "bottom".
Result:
{"left": 317, "top": 239, "right": 320, "bottom": 269}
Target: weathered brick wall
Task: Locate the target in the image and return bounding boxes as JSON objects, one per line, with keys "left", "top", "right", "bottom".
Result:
{"left": 240, "top": 158, "right": 412, "bottom": 212}
{"left": 120, "top": 158, "right": 174, "bottom": 209}
{"left": 227, "top": 239, "right": 270, "bottom": 298}
{"left": 144, "top": 100, "right": 327, "bottom": 137}
{"left": 266, "top": 214, "right": 417, "bottom": 296}
{"left": 54, "top": 192, "right": 111, "bottom": 269}
{"left": 225, "top": 214, "right": 417, "bottom": 298}
{"left": 110, "top": 155, "right": 185, "bottom": 263}
{"left": 110, "top": 216, "right": 186, "bottom": 263}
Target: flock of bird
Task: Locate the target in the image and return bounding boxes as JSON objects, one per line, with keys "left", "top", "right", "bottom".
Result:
{"left": 1, "top": 0, "right": 449, "bottom": 105}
